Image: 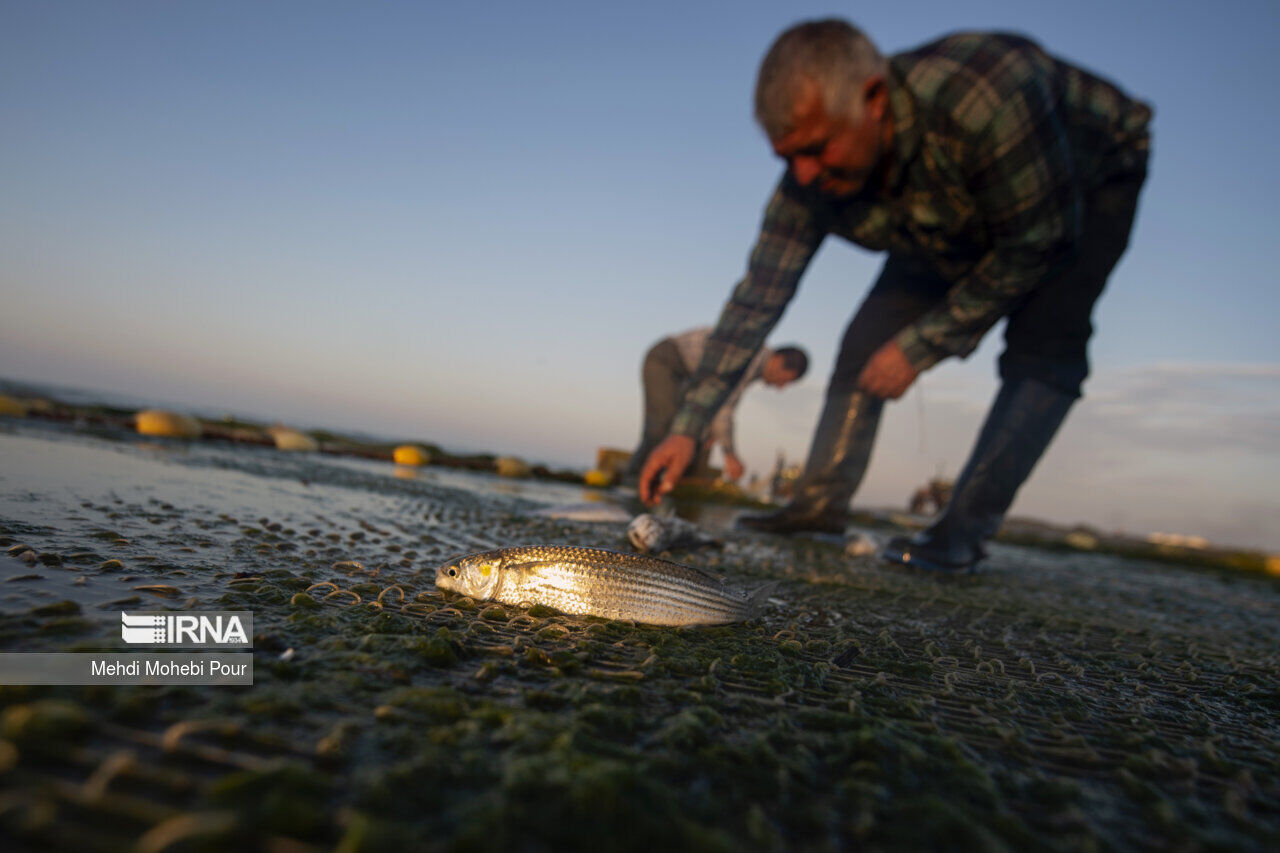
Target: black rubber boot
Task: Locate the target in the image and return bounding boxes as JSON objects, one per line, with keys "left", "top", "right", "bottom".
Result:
{"left": 882, "top": 379, "right": 1075, "bottom": 572}
{"left": 738, "top": 391, "right": 882, "bottom": 534}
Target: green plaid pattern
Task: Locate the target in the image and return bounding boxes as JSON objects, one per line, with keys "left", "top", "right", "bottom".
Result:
{"left": 671, "top": 32, "right": 1151, "bottom": 439}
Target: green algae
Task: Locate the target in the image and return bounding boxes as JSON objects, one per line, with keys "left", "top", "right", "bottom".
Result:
{"left": 29, "top": 600, "right": 80, "bottom": 617}
{"left": 205, "top": 762, "right": 330, "bottom": 838}
{"left": 1, "top": 421, "right": 1278, "bottom": 851}
{"left": 412, "top": 630, "right": 460, "bottom": 667}
{"left": 2, "top": 700, "right": 90, "bottom": 745}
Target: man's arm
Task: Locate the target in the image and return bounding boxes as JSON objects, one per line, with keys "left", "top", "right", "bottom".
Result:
{"left": 708, "top": 406, "right": 735, "bottom": 459}
{"left": 640, "top": 177, "right": 824, "bottom": 504}
{"left": 706, "top": 345, "right": 770, "bottom": 458}
{"left": 707, "top": 398, "right": 747, "bottom": 481}
{"left": 672, "top": 177, "right": 824, "bottom": 437}
{"left": 891, "top": 62, "right": 1083, "bottom": 375}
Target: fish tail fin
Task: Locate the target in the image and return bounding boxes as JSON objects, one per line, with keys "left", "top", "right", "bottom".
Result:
{"left": 747, "top": 581, "right": 780, "bottom": 619}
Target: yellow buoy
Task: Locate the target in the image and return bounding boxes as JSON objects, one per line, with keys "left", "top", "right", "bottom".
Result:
{"left": 267, "top": 426, "right": 318, "bottom": 452}
{"left": 135, "top": 410, "right": 202, "bottom": 439}
{"left": 393, "top": 445, "right": 432, "bottom": 466}
{"left": 495, "top": 456, "right": 531, "bottom": 478}
{"left": 584, "top": 468, "right": 614, "bottom": 487}
{"left": 0, "top": 394, "right": 29, "bottom": 418}
{"left": 1266, "top": 555, "right": 1280, "bottom": 577}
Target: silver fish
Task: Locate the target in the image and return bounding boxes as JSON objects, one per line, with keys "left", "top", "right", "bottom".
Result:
{"left": 434, "top": 545, "right": 767, "bottom": 626}
{"left": 627, "top": 513, "right": 719, "bottom": 554}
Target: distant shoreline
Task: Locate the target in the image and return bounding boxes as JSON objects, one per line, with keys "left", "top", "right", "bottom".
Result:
{"left": 1, "top": 376, "right": 1275, "bottom": 577}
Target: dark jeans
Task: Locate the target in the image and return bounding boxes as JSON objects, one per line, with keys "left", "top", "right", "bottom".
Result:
{"left": 829, "top": 168, "right": 1148, "bottom": 398}
{"left": 626, "top": 339, "right": 712, "bottom": 477}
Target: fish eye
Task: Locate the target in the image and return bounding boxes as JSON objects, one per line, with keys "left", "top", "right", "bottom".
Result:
{"left": 447, "top": 567, "right": 458, "bottom": 577}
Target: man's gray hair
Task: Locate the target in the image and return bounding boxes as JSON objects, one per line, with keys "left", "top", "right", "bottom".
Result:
{"left": 754, "top": 19, "right": 887, "bottom": 140}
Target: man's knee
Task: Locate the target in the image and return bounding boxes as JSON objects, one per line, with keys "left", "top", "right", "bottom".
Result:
{"left": 828, "top": 353, "right": 874, "bottom": 393}
{"left": 998, "top": 350, "right": 1088, "bottom": 398}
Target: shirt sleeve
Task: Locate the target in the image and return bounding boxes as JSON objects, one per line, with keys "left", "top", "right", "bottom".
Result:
{"left": 705, "top": 347, "right": 771, "bottom": 455}
{"left": 707, "top": 406, "right": 735, "bottom": 455}
{"left": 894, "top": 67, "right": 1083, "bottom": 372}
{"left": 670, "top": 176, "right": 824, "bottom": 438}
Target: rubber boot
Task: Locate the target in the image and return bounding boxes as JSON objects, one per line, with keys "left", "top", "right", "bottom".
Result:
{"left": 882, "top": 379, "right": 1075, "bottom": 572}
{"left": 738, "top": 390, "right": 882, "bottom": 534}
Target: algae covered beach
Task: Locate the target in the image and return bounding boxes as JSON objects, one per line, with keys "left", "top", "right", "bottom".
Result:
{"left": 5, "top": 2, "right": 1280, "bottom": 849}
{"left": 0, "top": 413, "right": 1277, "bottom": 851}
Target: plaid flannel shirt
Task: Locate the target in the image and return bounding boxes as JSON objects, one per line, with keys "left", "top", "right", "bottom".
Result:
{"left": 671, "top": 32, "right": 1152, "bottom": 439}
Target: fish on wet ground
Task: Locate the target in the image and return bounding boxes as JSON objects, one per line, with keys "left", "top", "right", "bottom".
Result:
{"left": 434, "top": 545, "right": 769, "bottom": 626}
{"left": 627, "top": 513, "right": 720, "bottom": 554}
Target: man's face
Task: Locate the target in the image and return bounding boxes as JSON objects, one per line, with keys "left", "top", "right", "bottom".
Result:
{"left": 770, "top": 76, "right": 889, "bottom": 198}
{"left": 763, "top": 357, "right": 800, "bottom": 388}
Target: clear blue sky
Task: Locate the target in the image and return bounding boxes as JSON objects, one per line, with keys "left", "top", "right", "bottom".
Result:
{"left": 2, "top": 1, "right": 1278, "bottom": 549}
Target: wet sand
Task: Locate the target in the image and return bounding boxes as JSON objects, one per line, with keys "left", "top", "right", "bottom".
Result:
{"left": 1, "top": 418, "right": 1277, "bottom": 850}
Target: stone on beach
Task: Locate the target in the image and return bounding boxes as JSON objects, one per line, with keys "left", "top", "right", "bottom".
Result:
{"left": 844, "top": 533, "right": 880, "bottom": 557}
{"left": 494, "top": 456, "right": 531, "bottom": 478}
{"left": 267, "top": 426, "right": 319, "bottom": 452}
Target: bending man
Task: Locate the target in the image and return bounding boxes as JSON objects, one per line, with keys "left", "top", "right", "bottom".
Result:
{"left": 640, "top": 20, "right": 1151, "bottom": 572}
{"left": 626, "top": 326, "right": 807, "bottom": 483}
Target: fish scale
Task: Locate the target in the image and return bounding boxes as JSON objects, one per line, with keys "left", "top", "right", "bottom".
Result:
{"left": 516, "top": 570, "right": 741, "bottom": 622}
{"left": 434, "top": 545, "right": 767, "bottom": 626}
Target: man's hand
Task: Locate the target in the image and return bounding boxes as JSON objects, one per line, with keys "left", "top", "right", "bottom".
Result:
{"left": 857, "top": 340, "right": 919, "bottom": 399}
{"left": 723, "top": 452, "right": 745, "bottom": 482}
{"left": 638, "top": 435, "right": 696, "bottom": 506}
